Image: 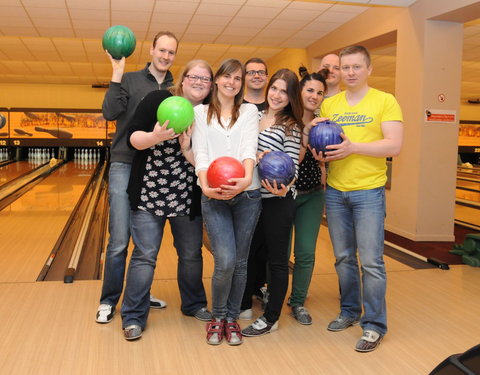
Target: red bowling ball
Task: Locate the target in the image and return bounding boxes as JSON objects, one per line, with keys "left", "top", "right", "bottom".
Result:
{"left": 207, "top": 156, "right": 245, "bottom": 188}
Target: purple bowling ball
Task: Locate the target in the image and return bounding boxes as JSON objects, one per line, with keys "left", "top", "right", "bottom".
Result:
{"left": 308, "top": 120, "right": 343, "bottom": 156}
{"left": 258, "top": 151, "right": 296, "bottom": 186}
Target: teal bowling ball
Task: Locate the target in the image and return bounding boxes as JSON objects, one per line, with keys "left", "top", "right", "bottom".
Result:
{"left": 102, "top": 25, "right": 136, "bottom": 60}
{"left": 156, "top": 96, "right": 195, "bottom": 134}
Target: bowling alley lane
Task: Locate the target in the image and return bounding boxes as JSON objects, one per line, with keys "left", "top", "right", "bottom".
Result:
{"left": 0, "top": 160, "right": 97, "bottom": 283}
{"left": 0, "top": 161, "right": 37, "bottom": 187}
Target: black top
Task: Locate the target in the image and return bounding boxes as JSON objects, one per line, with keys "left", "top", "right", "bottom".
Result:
{"left": 243, "top": 99, "right": 267, "bottom": 113}
{"left": 296, "top": 149, "right": 322, "bottom": 192}
{"left": 126, "top": 90, "right": 199, "bottom": 218}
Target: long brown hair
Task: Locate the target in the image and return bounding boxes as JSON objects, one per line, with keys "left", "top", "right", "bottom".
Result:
{"left": 265, "top": 68, "right": 304, "bottom": 134}
{"left": 207, "top": 59, "right": 245, "bottom": 128}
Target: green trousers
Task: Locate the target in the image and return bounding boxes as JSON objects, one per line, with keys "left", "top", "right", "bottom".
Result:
{"left": 289, "top": 188, "right": 325, "bottom": 307}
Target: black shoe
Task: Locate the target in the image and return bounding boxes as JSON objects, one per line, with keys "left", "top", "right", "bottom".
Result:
{"left": 241, "top": 316, "right": 278, "bottom": 337}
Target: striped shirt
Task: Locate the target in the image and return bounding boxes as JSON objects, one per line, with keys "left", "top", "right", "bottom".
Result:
{"left": 258, "top": 124, "right": 302, "bottom": 198}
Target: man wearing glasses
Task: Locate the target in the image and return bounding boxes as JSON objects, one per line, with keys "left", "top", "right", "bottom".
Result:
{"left": 239, "top": 58, "right": 269, "bottom": 321}
{"left": 243, "top": 58, "right": 269, "bottom": 113}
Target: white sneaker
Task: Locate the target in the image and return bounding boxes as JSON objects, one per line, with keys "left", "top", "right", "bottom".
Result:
{"left": 149, "top": 295, "right": 167, "bottom": 309}
{"left": 239, "top": 308, "right": 253, "bottom": 320}
{"left": 96, "top": 304, "right": 114, "bottom": 323}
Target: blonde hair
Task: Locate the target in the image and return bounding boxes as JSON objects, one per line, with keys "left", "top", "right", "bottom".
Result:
{"left": 171, "top": 59, "right": 213, "bottom": 104}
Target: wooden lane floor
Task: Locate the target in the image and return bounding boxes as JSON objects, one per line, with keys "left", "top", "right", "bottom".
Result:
{"left": 0, "top": 161, "right": 96, "bottom": 283}
{"left": 0, "top": 161, "right": 36, "bottom": 186}
{"left": 0, "top": 224, "right": 479, "bottom": 374}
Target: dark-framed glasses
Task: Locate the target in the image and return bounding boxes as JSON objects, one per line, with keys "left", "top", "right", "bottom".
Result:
{"left": 185, "top": 74, "right": 212, "bottom": 83}
{"left": 246, "top": 70, "right": 267, "bottom": 76}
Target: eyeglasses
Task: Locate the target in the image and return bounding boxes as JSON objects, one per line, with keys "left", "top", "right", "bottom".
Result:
{"left": 185, "top": 74, "right": 212, "bottom": 83}
{"left": 246, "top": 70, "right": 267, "bottom": 76}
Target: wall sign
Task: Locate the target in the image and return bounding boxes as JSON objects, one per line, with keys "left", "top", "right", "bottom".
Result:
{"left": 425, "top": 109, "right": 457, "bottom": 123}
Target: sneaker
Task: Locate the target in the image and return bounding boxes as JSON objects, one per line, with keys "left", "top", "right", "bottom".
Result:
{"left": 224, "top": 320, "right": 242, "bottom": 346}
{"left": 241, "top": 316, "right": 278, "bottom": 337}
{"left": 206, "top": 318, "right": 224, "bottom": 345}
{"left": 291, "top": 306, "right": 312, "bottom": 325}
{"left": 149, "top": 295, "right": 167, "bottom": 309}
{"left": 327, "top": 315, "right": 359, "bottom": 332}
{"left": 238, "top": 308, "right": 253, "bottom": 320}
{"left": 194, "top": 307, "right": 213, "bottom": 322}
{"left": 123, "top": 325, "right": 142, "bottom": 341}
{"left": 355, "top": 330, "right": 383, "bottom": 352}
{"left": 95, "top": 304, "right": 114, "bottom": 324}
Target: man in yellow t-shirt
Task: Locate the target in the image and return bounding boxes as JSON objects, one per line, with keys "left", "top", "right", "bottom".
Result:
{"left": 316, "top": 45, "right": 403, "bottom": 353}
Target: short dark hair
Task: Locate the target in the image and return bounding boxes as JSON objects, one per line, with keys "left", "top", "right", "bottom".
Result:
{"left": 339, "top": 45, "right": 371, "bottom": 67}
{"left": 152, "top": 31, "right": 179, "bottom": 51}
{"left": 244, "top": 57, "right": 268, "bottom": 75}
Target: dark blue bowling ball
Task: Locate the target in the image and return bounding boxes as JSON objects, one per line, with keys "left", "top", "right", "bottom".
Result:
{"left": 308, "top": 120, "right": 343, "bottom": 156}
{"left": 258, "top": 151, "right": 296, "bottom": 186}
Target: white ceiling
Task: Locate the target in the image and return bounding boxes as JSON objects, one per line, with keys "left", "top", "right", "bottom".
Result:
{"left": 0, "top": 0, "right": 478, "bottom": 100}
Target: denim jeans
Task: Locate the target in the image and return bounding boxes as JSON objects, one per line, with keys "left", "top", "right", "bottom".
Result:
{"left": 121, "top": 210, "right": 207, "bottom": 329}
{"left": 100, "top": 162, "right": 131, "bottom": 307}
{"left": 201, "top": 189, "right": 261, "bottom": 321}
{"left": 325, "top": 185, "right": 387, "bottom": 336}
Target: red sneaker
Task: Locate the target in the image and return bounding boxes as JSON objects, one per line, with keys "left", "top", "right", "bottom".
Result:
{"left": 224, "top": 320, "right": 242, "bottom": 346}
{"left": 206, "top": 319, "right": 224, "bottom": 345}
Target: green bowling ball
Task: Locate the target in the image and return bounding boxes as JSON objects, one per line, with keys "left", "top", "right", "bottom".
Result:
{"left": 157, "top": 96, "right": 195, "bottom": 134}
{"left": 102, "top": 25, "right": 136, "bottom": 60}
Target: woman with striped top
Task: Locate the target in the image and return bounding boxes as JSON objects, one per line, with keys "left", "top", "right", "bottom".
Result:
{"left": 241, "top": 69, "right": 304, "bottom": 337}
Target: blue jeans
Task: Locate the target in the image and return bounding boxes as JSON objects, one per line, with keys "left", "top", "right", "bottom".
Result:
{"left": 201, "top": 190, "right": 262, "bottom": 321}
{"left": 325, "top": 185, "right": 387, "bottom": 336}
{"left": 121, "top": 210, "right": 207, "bottom": 329}
{"left": 100, "top": 162, "right": 131, "bottom": 307}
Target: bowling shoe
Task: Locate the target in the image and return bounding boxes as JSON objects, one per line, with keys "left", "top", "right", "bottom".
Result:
{"left": 96, "top": 304, "right": 115, "bottom": 324}
{"left": 291, "top": 306, "right": 312, "bottom": 325}
{"left": 355, "top": 330, "right": 383, "bottom": 352}
{"left": 124, "top": 325, "right": 142, "bottom": 341}
{"left": 241, "top": 316, "right": 278, "bottom": 337}
{"left": 149, "top": 295, "right": 167, "bottom": 309}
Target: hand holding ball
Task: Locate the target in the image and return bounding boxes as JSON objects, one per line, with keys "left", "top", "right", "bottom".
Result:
{"left": 207, "top": 157, "right": 245, "bottom": 188}
{"left": 308, "top": 120, "right": 343, "bottom": 156}
{"left": 258, "top": 151, "right": 295, "bottom": 186}
{"left": 102, "top": 25, "right": 136, "bottom": 60}
{"left": 157, "top": 96, "right": 195, "bottom": 134}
